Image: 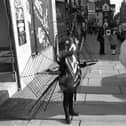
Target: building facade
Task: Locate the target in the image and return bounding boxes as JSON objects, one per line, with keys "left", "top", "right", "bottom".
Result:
{"left": 95, "top": 0, "right": 115, "bottom": 28}
{"left": 0, "top": 0, "right": 58, "bottom": 96}
{"left": 120, "top": 0, "right": 126, "bottom": 23}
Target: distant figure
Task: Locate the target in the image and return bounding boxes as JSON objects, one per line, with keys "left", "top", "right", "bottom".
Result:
{"left": 81, "top": 21, "right": 87, "bottom": 43}
{"left": 97, "top": 26, "right": 105, "bottom": 55}
{"left": 108, "top": 30, "right": 117, "bottom": 55}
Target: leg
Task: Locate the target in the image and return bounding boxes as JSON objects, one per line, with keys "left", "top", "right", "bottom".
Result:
{"left": 102, "top": 40, "right": 105, "bottom": 54}
{"left": 63, "top": 92, "right": 71, "bottom": 124}
{"left": 100, "top": 40, "right": 105, "bottom": 55}
{"left": 99, "top": 42, "right": 102, "bottom": 55}
{"left": 69, "top": 92, "right": 79, "bottom": 116}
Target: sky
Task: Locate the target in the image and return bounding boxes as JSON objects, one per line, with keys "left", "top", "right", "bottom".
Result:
{"left": 111, "top": 0, "right": 123, "bottom": 14}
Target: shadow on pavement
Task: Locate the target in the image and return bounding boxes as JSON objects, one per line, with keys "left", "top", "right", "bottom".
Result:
{"left": 0, "top": 73, "right": 126, "bottom": 121}
{"left": 1, "top": 98, "right": 126, "bottom": 121}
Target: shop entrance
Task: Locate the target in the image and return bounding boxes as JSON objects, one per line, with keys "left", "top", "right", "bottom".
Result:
{"left": 0, "top": 0, "right": 18, "bottom": 96}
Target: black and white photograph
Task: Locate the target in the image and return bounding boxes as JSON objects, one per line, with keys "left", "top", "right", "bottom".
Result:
{"left": 0, "top": 0, "right": 126, "bottom": 125}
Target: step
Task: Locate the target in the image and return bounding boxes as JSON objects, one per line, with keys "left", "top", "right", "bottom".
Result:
{"left": 0, "top": 72, "right": 15, "bottom": 82}
{"left": 0, "top": 90, "right": 9, "bottom": 106}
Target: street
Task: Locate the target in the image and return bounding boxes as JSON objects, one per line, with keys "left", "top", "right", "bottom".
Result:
{"left": 0, "top": 33, "right": 126, "bottom": 126}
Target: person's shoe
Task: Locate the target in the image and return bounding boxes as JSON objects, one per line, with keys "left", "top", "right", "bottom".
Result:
{"left": 65, "top": 116, "right": 71, "bottom": 124}
{"left": 69, "top": 111, "right": 79, "bottom": 116}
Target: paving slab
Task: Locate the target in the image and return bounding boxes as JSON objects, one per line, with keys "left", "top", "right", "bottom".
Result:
{"left": 79, "top": 86, "right": 120, "bottom": 94}
{"left": 85, "top": 94, "right": 126, "bottom": 103}
{"left": 88, "top": 78, "right": 102, "bottom": 86}
{"left": 51, "top": 92, "right": 63, "bottom": 102}
{"left": 27, "top": 120, "right": 42, "bottom": 126}
{"left": 86, "top": 71, "right": 119, "bottom": 78}
{"left": 92, "top": 63, "right": 114, "bottom": 67}
{"left": 118, "top": 69, "right": 126, "bottom": 74}
{"left": 40, "top": 120, "right": 80, "bottom": 126}
{"left": 101, "top": 77, "right": 123, "bottom": 87}
{"left": 120, "top": 87, "right": 126, "bottom": 95}
{"left": 115, "top": 63, "right": 126, "bottom": 69}
{"left": 101, "top": 70, "right": 118, "bottom": 74}
{"left": 34, "top": 102, "right": 64, "bottom": 120}
{"left": 119, "top": 77, "right": 126, "bottom": 87}
{"left": 94, "top": 64, "right": 114, "bottom": 67}
{"left": 76, "top": 115, "right": 126, "bottom": 121}
{"left": 90, "top": 70, "right": 118, "bottom": 75}
{"left": 80, "top": 78, "right": 89, "bottom": 86}
{"left": 34, "top": 102, "right": 81, "bottom": 120}
{"left": 0, "top": 120, "right": 28, "bottom": 126}
{"left": 86, "top": 74, "right": 102, "bottom": 78}
{"left": 76, "top": 94, "right": 86, "bottom": 102}
{"left": 88, "top": 77, "right": 123, "bottom": 87}
{"left": 72, "top": 103, "right": 126, "bottom": 120}
{"left": 12, "top": 86, "right": 37, "bottom": 99}
{"left": 81, "top": 120, "right": 126, "bottom": 126}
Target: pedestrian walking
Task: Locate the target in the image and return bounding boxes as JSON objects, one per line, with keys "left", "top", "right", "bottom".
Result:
{"left": 107, "top": 29, "right": 117, "bottom": 55}
{"left": 97, "top": 26, "right": 105, "bottom": 55}
{"left": 110, "top": 30, "right": 117, "bottom": 55}
{"left": 81, "top": 21, "right": 87, "bottom": 44}
{"left": 58, "top": 36, "right": 81, "bottom": 124}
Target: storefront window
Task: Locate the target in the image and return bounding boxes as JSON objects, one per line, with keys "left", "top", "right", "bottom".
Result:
{"left": 14, "top": 0, "right": 26, "bottom": 46}
{"left": 33, "top": 0, "right": 51, "bottom": 51}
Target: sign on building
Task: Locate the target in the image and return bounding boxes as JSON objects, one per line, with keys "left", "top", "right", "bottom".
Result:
{"left": 102, "top": 3, "right": 110, "bottom": 12}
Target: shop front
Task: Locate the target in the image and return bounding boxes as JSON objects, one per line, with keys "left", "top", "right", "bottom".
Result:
{"left": 0, "top": 0, "right": 57, "bottom": 96}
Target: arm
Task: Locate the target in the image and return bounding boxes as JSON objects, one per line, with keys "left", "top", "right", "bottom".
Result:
{"left": 59, "top": 50, "right": 73, "bottom": 59}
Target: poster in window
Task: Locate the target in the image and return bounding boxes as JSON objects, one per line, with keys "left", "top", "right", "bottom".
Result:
{"left": 14, "top": 0, "right": 26, "bottom": 46}
{"left": 24, "top": 0, "right": 36, "bottom": 54}
{"left": 33, "top": 0, "right": 50, "bottom": 51}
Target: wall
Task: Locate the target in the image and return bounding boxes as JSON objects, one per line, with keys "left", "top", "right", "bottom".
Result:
{"left": 0, "top": 0, "right": 10, "bottom": 48}
{"left": 9, "top": 0, "right": 57, "bottom": 89}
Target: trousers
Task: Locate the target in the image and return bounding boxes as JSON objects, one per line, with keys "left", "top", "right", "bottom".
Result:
{"left": 63, "top": 91, "right": 74, "bottom": 117}
{"left": 99, "top": 40, "right": 105, "bottom": 55}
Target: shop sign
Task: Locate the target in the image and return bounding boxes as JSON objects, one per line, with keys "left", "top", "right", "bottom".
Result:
{"left": 102, "top": 3, "right": 110, "bottom": 12}
{"left": 106, "top": 29, "right": 111, "bottom": 36}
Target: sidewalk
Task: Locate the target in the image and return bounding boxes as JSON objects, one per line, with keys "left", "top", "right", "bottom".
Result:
{"left": 1, "top": 34, "right": 126, "bottom": 125}
{"left": 1, "top": 54, "right": 126, "bottom": 126}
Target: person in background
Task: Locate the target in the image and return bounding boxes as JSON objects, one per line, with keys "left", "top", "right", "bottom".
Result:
{"left": 97, "top": 26, "right": 105, "bottom": 55}
{"left": 110, "top": 30, "right": 117, "bottom": 55}
{"left": 106, "top": 29, "right": 117, "bottom": 55}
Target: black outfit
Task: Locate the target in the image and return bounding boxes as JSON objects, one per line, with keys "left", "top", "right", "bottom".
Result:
{"left": 59, "top": 50, "right": 79, "bottom": 124}
{"left": 97, "top": 27, "right": 105, "bottom": 55}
